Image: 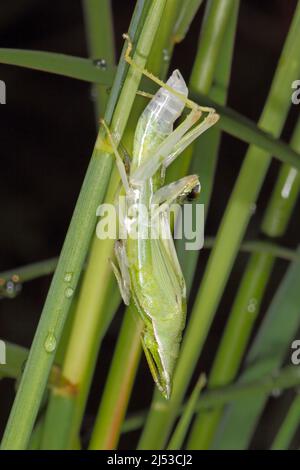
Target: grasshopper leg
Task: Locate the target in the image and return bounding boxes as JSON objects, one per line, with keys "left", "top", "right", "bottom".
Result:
{"left": 163, "top": 110, "right": 219, "bottom": 168}
{"left": 131, "top": 108, "right": 201, "bottom": 184}
{"left": 131, "top": 109, "right": 218, "bottom": 184}
{"left": 152, "top": 176, "right": 202, "bottom": 294}
{"left": 122, "top": 32, "right": 219, "bottom": 182}
{"left": 110, "top": 240, "right": 131, "bottom": 305}
{"left": 141, "top": 330, "right": 170, "bottom": 399}
{"left": 100, "top": 118, "right": 130, "bottom": 194}
{"left": 152, "top": 175, "right": 200, "bottom": 207}
{"left": 123, "top": 33, "right": 212, "bottom": 114}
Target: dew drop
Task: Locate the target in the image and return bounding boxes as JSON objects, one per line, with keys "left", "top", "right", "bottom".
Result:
{"left": 44, "top": 332, "right": 57, "bottom": 353}
{"left": 6, "top": 280, "right": 16, "bottom": 297}
{"left": 250, "top": 203, "right": 257, "bottom": 215}
{"left": 64, "top": 272, "right": 73, "bottom": 283}
{"left": 65, "top": 286, "right": 74, "bottom": 298}
{"left": 93, "top": 58, "right": 107, "bottom": 70}
{"left": 162, "top": 48, "right": 170, "bottom": 63}
{"left": 271, "top": 388, "right": 282, "bottom": 398}
{"left": 247, "top": 297, "right": 257, "bottom": 313}
{"left": 0, "top": 277, "right": 22, "bottom": 299}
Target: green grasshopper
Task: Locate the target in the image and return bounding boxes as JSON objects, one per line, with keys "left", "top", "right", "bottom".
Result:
{"left": 101, "top": 35, "right": 219, "bottom": 399}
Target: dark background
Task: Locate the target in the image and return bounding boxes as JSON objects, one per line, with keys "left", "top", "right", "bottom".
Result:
{"left": 0, "top": 0, "right": 299, "bottom": 449}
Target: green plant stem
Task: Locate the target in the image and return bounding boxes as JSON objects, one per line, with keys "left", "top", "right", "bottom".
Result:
{"left": 157, "top": 0, "right": 204, "bottom": 78}
{"left": 138, "top": 1, "right": 300, "bottom": 449}
{"left": 167, "top": 0, "right": 236, "bottom": 185}
{"left": 262, "top": 133, "right": 300, "bottom": 238}
{"left": 1, "top": 238, "right": 298, "bottom": 289}
{"left": 0, "top": 343, "right": 28, "bottom": 380}
{"left": 212, "top": 248, "right": 300, "bottom": 449}
{"left": 176, "top": 365, "right": 300, "bottom": 413}
{"left": 271, "top": 394, "right": 300, "bottom": 450}
{"left": 172, "top": 3, "right": 240, "bottom": 445}
{"left": 188, "top": 114, "right": 300, "bottom": 449}
{"left": 167, "top": 375, "right": 206, "bottom": 450}
{"left": 2, "top": 154, "right": 114, "bottom": 450}
{"left": 0, "top": 258, "right": 58, "bottom": 284}
{"left": 39, "top": 0, "right": 166, "bottom": 450}
{"left": 121, "top": 365, "right": 300, "bottom": 435}
{"left": 190, "top": 0, "right": 238, "bottom": 203}
{"left": 28, "top": 417, "right": 44, "bottom": 450}
{"left": 39, "top": 52, "right": 121, "bottom": 456}
{"left": 0, "top": 342, "right": 67, "bottom": 390}
{"left": 205, "top": 238, "right": 300, "bottom": 262}
{"left": 1, "top": 0, "right": 165, "bottom": 451}
{"left": 0, "top": 48, "right": 115, "bottom": 83}
{"left": 41, "top": 392, "right": 77, "bottom": 450}
{"left": 89, "top": 307, "right": 143, "bottom": 449}
{"left": 1, "top": 239, "right": 297, "bottom": 290}
{"left": 195, "top": 92, "right": 300, "bottom": 171}
{"left": 173, "top": 0, "right": 204, "bottom": 43}
{"left": 1, "top": 49, "right": 299, "bottom": 169}
{"left": 188, "top": 252, "right": 274, "bottom": 449}
{"left": 146, "top": 0, "right": 181, "bottom": 79}
{"left": 177, "top": 0, "right": 239, "bottom": 290}
{"left": 190, "top": 0, "right": 235, "bottom": 93}
{"left": 83, "top": 0, "right": 115, "bottom": 117}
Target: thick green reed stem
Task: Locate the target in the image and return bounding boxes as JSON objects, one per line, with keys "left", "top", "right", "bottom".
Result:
{"left": 83, "top": 0, "right": 115, "bottom": 117}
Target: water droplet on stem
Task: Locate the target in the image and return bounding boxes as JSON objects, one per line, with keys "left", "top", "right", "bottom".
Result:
{"left": 64, "top": 272, "right": 73, "bottom": 283}
{"left": 162, "top": 48, "right": 170, "bottom": 63}
{"left": 247, "top": 297, "right": 258, "bottom": 313}
{"left": 44, "top": 332, "right": 57, "bottom": 353}
{"left": 271, "top": 388, "right": 282, "bottom": 398}
{"left": 65, "top": 286, "right": 74, "bottom": 298}
{"left": 93, "top": 58, "right": 107, "bottom": 70}
{"left": 0, "top": 277, "right": 22, "bottom": 299}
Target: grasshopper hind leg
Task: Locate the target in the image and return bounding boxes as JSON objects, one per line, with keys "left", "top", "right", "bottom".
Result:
{"left": 141, "top": 329, "right": 171, "bottom": 400}
{"left": 99, "top": 118, "right": 130, "bottom": 194}
{"left": 123, "top": 33, "right": 218, "bottom": 116}
{"left": 152, "top": 174, "right": 200, "bottom": 208}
